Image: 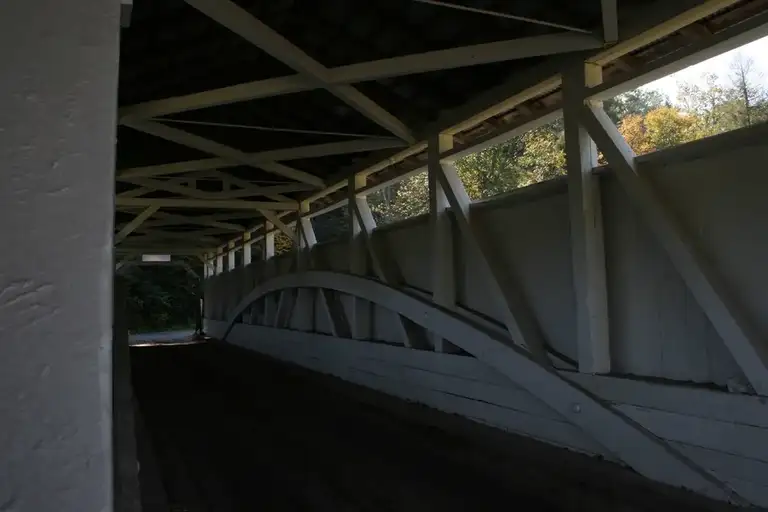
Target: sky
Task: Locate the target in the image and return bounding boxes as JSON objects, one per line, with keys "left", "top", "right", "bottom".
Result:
{"left": 640, "top": 34, "right": 768, "bottom": 103}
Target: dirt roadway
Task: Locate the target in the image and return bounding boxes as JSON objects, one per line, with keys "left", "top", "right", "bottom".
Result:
{"left": 131, "top": 342, "right": 739, "bottom": 511}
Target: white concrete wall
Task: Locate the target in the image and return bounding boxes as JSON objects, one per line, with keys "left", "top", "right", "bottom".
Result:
{"left": 0, "top": 1, "right": 121, "bottom": 510}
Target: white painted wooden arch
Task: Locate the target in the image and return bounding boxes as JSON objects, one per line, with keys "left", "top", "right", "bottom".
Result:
{"left": 221, "top": 270, "right": 742, "bottom": 503}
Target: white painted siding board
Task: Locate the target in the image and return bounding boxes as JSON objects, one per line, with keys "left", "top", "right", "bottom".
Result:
{"left": 674, "top": 442, "right": 768, "bottom": 487}
{"left": 350, "top": 357, "right": 563, "bottom": 421}
{"left": 342, "top": 367, "right": 608, "bottom": 456}
{"left": 718, "top": 478, "right": 768, "bottom": 508}
{"left": 457, "top": 231, "right": 511, "bottom": 335}
{"left": 651, "top": 145, "right": 768, "bottom": 352}
{"left": 564, "top": 372, "right": 768, "bottom": 428}
{"left": 619, "top": 404, "right": 768, "bottom": 462}
{"left": 224, "top": 324, "right": 610, "bottom": 457}
{"left": 228, "top": 324, "right": 511, "bottom": 385}
{"left": 372, "top": 304, "right": 407, "bottom": 345}
{"left": 380, "top": 219, "right": 432, "bottom": 293}
{"left": 474, "top": 194, "right": 578, "bottom": 361}
{"left": 602, "top": 177, "right": 742, "bottom": 385}
{"left": 315, "top": 241, "right": 349, "bottom": 273}
{"left": 313, "top": 291, "right": 335, "bottom": 335}
{"left": 289, "top": 289, "right": 315, "bottom": 331}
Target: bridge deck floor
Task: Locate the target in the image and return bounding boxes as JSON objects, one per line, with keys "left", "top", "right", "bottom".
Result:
{"left": 131, "top": 342, "right": 735, "bottom": 511}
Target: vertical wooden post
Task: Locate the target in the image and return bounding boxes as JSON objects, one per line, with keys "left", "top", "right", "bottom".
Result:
{"left": 216, "top": 246, "right": 224, "bottom": 275}
{"left": 243, "top": 232, "right": 252, "bottom": 266}
{"left": 262, "top": 221, "right": 275, "bottom": 323}
{"left": 227, "top": 240, "right": 236, "bottom": 270}
{"left": 429, "top": 133, "right": 456, "bottom": 352}
{"left": 348, "top": 175, "right": 368, "bottom": 338}
{"left": 564, "top": 61, "right": 611, "bottom": 374}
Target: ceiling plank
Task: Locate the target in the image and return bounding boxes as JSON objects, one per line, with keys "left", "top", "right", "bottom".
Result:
{"left": 257, "top": 208, "right": 296, "bottom": 242}
{"left": 183, "top": 0, "right": 415, "bottom": 143}
{"left": 122, "top": 119, "right": 325, "bottom": 187}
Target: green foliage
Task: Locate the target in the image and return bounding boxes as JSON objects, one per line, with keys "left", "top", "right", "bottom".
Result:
{"left": 368, "top": 172, "right": 429, "bottom": 224}
{"left": 619, "top": 107, "right": 701, "bottom": 155}
{"left": 122, "top": 264, "right": 200, "bottom": 332}
{"left": 369, "top": 120, "right": 567, "bottom": 224}
{"left": 603, "top": 88, "right": 670, "bottom": 124}
{"left": 369, "top": 53, "right": 768, "bottom": 225}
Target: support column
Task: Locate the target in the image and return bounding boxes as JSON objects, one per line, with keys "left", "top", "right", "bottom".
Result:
{"left": 262, "top": 221, "right": 275, "bottom": 323}
{"left": 0, "top": 1, "right": 120, "bottom": 510}
{"left": 216, "top": 247, "right": 224, "bottom": 275}
{"left": 263, "top": 222, "right": 275, "bottom": 260}
{"left": 348, "top": 175, "right": 369, "bottom": 338}
{"left": 298, "top": 201, "right": 316, "bottom": 270}
{"left": 429, "top": 134, "right": 457, "bottom": 352}
{"left": 243, "top": 232, "right": 252, "bottom": 266}
{"left": 227, "top": 240, "right": 236, "bottom": 271}
{"left": 563, "top": 62, "right": 611, "bottom": 374}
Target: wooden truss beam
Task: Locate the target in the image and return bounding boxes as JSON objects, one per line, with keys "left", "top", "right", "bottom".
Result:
{"left": 428, "top": 134, "right": 457, "bottom": 352}
{"left": 430, "top": 150, "right": 549, "bottom": 362}
{"left": 144, "top": 212, "right": 246, "bottom": 232}
{"left": 120, "top": 177, "right": 305, "bottom": 201}
{"left": 413, "top": 0, "right": 592, "bottom": 33}
{"left": 114, "top": 205, "right": 159, "bottom": 244}
{"left": 119, "top": 33, "right": 600, "bottom": 121}
{"left": 122, "top": 120, "right": 324, "bottom": 187}
{"left": 116, "top": 197, "right": 296, "bottom": 210}
{"left": 221, "top": 271, "right": 733, "bottom": 500}
{"left": 563, "top": 63, "right": 610, "bottom": 374}
{"left": 347, "top": 183, "right": 430, "bottom": 350}
{"left": 117, "top": 138, "right": 403, "bottom": 179}
{"left": 183, "top": 0, "right": 415, "bottom": 142}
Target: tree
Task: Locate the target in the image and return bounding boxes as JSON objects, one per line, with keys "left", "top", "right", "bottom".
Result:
{"left": 122, "top": 263, "right": 201, "bottom": 332}
{"left": 603, "top": 89, "right": 669, "bottom": 125}
{"left": 515, "top": 123, "right": 566, "bottom": 186}
{"left": 677, "top": 72, "right": 732, "bottom": 136}
{"left": 369, "top": 54, "right": 768, "bottom": 225}
{"left": 618, "top": 106, "right": 700, "bottom": 155}
{"left": 368, "top": 120, "right": 567, "bottom": 224}
{"left": 726, "top": 53, "right": 768, "bottom": 128}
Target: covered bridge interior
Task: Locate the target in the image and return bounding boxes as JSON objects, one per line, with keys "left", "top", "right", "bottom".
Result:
{"left": 4, "top": 0, "right": 768, "bottom": 510}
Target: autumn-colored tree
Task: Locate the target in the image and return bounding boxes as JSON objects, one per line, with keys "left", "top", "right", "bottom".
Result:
{"left": 619, "top": 107, "right": 700, "bottom": 155}
{"left": 357, "top": 55, "right": 768, "bottom": 227}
